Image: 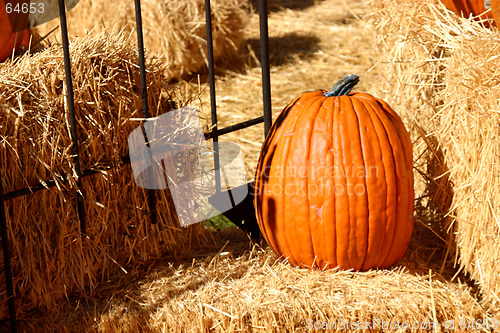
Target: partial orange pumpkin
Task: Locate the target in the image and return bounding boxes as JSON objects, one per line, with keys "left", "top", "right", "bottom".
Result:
{"left": 0, "top": 0, "right": 31, "bottom": 62}
{"left": 440, "top": 0, "right": 495, "bottom": 27}
{"left": 254, "top": 75, "right": 414, "bottom": 271}
{"left": 491, "top": 0, "right": 500, "bottom": 27}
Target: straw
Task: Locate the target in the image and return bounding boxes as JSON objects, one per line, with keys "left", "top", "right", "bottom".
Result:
{"left": 0, "top": 30, "right": 206, "bottom": 321}
{"left": 34, "top": 0, "right": 250, "bottom": 81}
{"left": 371, "top": 0, "right": 500, "bottom": 313}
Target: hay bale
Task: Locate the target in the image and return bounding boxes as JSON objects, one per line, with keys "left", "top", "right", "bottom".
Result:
{"left": 25, "top": 228, "right": 495, "bottom": 332}
{"left": 0, "top": 31, "right": 165, "bottom": 192}
{"left": 142, "top": 0, "right": 249, "bottom": 80}
{"left": 147, "top": 249, "right": 491, "bottom": 333}
{"left": 0, "top": 31, "right": 205, "bottom": 321}
{"left": 35, "top": 0, "right": 250, "bottom": 81}
{"left": 371, "top": 0, "right": 500, "bottom": 313}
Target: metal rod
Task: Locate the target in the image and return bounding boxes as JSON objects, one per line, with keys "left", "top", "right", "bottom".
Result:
{"left": 4, "top": 166, "right": 125, "bottom": 201}
{"left": 205, "top": 0, "right": 221, "bottom": 193}
{"left": 204, "top": 116, "right": 264, "bottom": 140}
{"left": 134, "top": 0, "right": 157, "bottom": 224}
{"left": 258, "top": 0, "right": 272, "bottom": 137}
{"left": 0, "top": 169, "right": 17, "bottom": 332}
{"left": 134, "top": 0, "right": 150, "bottom": 119}
{"left": 58, "top": 0, "right": 87, "bottom": 235}
{"left": 3, "top": 115, "right": 264, "bottom": 201}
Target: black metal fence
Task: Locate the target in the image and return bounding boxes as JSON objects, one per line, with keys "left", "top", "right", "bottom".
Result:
{"left": 0, "top": 0, "right": 272, "bottom": 331}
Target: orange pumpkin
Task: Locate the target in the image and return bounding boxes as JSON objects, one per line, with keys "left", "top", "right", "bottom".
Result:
{"left": 440, "top": 0, "right": 495, "bottom": 26}
{"left": 254, "top": 75, "right": 414, "bottom": 271}
{"left": 0, "top": 0, "right": 31, "bottom": 62}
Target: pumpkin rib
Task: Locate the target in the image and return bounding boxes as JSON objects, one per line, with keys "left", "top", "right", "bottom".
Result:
{"left": 255, "top": 96, "right": 302, "bottom": 261}
{"left": 308, "top": 96, "right": 337, "bottom": 269}
{"left": 254, "top": 124, "right": 273, "bottom": 249}
{"left": 306, "top": 97, "right": 324, "bottom": 268}
{"left": 373, "top": 98, "right": 415, "bottom": 262}
{"left": 339, "top": 95, "right": 369, "bottom": 270}
{"left": 332, "top": 96, "right": 352, "bottom": 268}
{"left": 372, "top": 98, "right": 414, "bottom": 264}
{"left": 325, "top": 96, "right": 339, "bottom": 268}
{"left": 365, "top": 98, "right": 412, "bottom": 267}
{"left": 352, "top": 97, "right": 375, "bottom": 270}
{"left": 284, "top": 94, "right": 326, "bottom": 268}
{"left": 351, "top": 97, "right": 372, "bottom": 270}
{"left": 367, "top": 100, "right": 403, "bottom": 268}
{"left": 351, "top": 96, "right": 389, "bottom": 270}
{"left": 255, "top": 100, "right": 292, "bottom": 248}
{"left": 271, "top": 93, "right": 321, "bottom": 267}
{"left": 358, "top": 96, "right": 398, "bottom": 267}
{"left": 274, "top": 113, "right": 299, "bottom": 267}
{"left": 309, "top": 96, "right": 337, "bottom": 269}
{"left": 263, "top": 98, "right": 305, "bottom": 266}
{"left": 303, "top": 98, "right": 317, "bottom": 268}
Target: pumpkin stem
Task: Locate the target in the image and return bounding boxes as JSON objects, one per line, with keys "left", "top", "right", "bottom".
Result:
{"left": 323, "top": 74, "right": 360, "bottom": 97}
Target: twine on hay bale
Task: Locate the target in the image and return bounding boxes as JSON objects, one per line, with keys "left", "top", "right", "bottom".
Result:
{"left": 0, "top": 31, "right": 207, "bottom": 321}
{"left": 35, "top": 0, "right": 250, "bottom": 81}
{"left": 371, "top": 0, "right": 500, "bottom": 313}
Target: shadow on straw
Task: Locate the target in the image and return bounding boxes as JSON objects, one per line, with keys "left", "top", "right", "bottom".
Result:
{"left": 243, "top": 32, "right": 321, "bottom": 68}
{"left": 249, "top": 0, "right": 316, "bottom": 13}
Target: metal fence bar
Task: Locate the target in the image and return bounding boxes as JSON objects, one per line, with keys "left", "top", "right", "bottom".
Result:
{"left": 0, "top": 171, "right": 16, "bottom": 333}
{"left": 258, "top": 0, "right": 272, "bottom": 137}
{"left": 58, "top": 0, "right": 87, "bottom": 235}
{"left": 3, "top": 115, "right": 264, "bottom": 201}
{"left": 134, "top": 0, "right": 157, "bottom": 224}
{"left": 4, "top": 168, "right": 119, "bottom": 201}
{"left": 204, "top": 116, "right": 264, "bottom": 139}
{"left": 205, "top": 0, "right": 222, "bottom": 193}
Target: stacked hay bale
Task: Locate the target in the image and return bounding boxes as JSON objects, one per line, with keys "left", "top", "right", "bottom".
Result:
{"left": 34, "top": 236, "right": 497, "bottom": 332}
{"left": 0, "top": 31, "right": 205, "bottom": 320}
{"left": 372, "top": 0, "right": 500, "bottom": 313}
{"left": 35, "top": 0, "right": 250, "bottom": 81}
{"left": 0, "top": 0, "right": 249, "bottom": 321}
